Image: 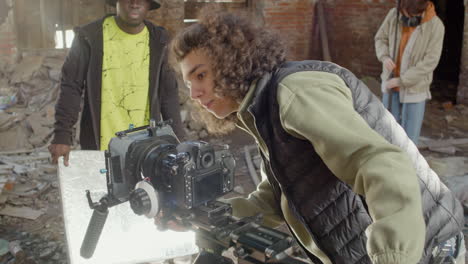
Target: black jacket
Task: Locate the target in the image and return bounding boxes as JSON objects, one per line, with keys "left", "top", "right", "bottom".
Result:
{"left": 52, "top": 15, "right": 184, "bottom": 149}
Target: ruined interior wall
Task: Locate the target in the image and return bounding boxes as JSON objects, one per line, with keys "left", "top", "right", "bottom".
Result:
{"left": 321, "top": 0, "right": 393, "bottom": 78}
{"left": 146, "top": 0, "right": 185, "bottom": 37}
{"left": 249, "top": 0, "right": 392, "bottom": 76}
{"left": 457, "top": 0, "right": 468, "bottom": 104}
{"left": 251, "top": 0, "right": 316, "bottom": 61}
{"left": 76, "top": 0, "right": 107, "bottom": 26}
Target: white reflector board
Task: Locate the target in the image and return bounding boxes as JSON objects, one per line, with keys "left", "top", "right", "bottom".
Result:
{"left": 58, "top": 151, "right": 198, "bottom": 264}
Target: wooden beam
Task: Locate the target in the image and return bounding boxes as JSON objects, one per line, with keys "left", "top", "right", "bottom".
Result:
{"left": 317, "top": 1, "right": 331, "bottom": 62}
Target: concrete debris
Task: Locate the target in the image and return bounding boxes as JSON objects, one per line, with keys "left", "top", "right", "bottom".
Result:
{"left": 427, "top": 157, "right": 468, "bottom": 177}
{"left": 0, "top": 160, "right": 28, "bottom": 175}
{"left": 0, "top": 205, "right": 44, "bottom": 220}
{"left": 0, "top": 194, "right": 8, "bottom": 204}
{"left": 10, "top": 56, "right": 46, "bottom": 85}
{"left": 0, "top": 111, "right": 25, "bottom": 132}
{"left": 6, "top": 181, "right": 50, "bottom": 197}
{"left": 0, "top": 150, "right": 66, "bottom": 263}
{"left": 418, "top": 137, "right": 468, "bottom": 150}
{"left": 0, "top": 53, "right": 63, "bottom": 151}
{"left": 441, "top": 175, "right": 468, "bottom": 208}
{"left": 0, "top": 121, "right": 33, "bottom": 151}
{"left": 0, "top": 232, "right": 67, "bottom": 264}
{"left": 0, "top": 164, "right": 14, "bottom": 174}
{"left": 428, "top": 146, "right": 457, "bottom": 155}
{"left": 423, "top": 101, "right": 468, "bottom": 139}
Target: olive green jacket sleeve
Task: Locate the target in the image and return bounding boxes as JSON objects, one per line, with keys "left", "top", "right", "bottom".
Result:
{"left": 277, "top": 72, "right": 425, "bottom": 264}
{"left": 227, "top": 163, "right": 284, "bottom": 228}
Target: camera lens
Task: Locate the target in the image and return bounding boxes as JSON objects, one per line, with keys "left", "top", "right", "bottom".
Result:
{"left": 129, "top": 188, "right": 151, "bottom": 215}
{"left": 201, "top": 152, "right": 214, "bottom": 168}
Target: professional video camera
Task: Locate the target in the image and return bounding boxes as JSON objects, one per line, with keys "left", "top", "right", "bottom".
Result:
{"left": 80, "top": 120, "right": 310, "bottom": 264}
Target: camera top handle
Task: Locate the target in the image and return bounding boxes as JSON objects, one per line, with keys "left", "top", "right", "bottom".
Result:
{"left": 115, "top": 120, "right": 173, "bottom": 138}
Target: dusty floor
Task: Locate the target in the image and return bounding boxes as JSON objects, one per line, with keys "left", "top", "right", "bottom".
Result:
{"left": 1, "top": 99, "right": 468, "bottom": 264}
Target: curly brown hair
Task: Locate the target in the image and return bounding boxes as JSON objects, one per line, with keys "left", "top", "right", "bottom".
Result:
{"left": 171, "top": 8, "right": 286, "bottom": 135}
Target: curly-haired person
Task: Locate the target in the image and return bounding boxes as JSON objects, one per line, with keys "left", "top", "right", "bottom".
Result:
{"left": 169, "top": 10, "right": 465, "bottom": 264}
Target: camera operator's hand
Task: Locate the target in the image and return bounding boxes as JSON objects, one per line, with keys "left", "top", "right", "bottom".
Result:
{"left": 383, "top": 57, "right": 396, "bottom": 71}
{"left": 48, "top": 144, "right": 71, "bottom": 167}
{"left": 154, "top": 211, "right": 190, "bottom": 232}
{"left": 154, "top": 218, "right": 189, "bottom": 232}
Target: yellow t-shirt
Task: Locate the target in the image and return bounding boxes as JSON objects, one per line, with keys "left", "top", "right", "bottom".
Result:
{"left": 100, "top": 16, "right": 150, "bottom": 150}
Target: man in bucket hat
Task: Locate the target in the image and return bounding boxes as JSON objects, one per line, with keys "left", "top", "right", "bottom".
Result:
{"left": 107, "top": 0, "right": 161, "bottom": 10}
{"left": 49, "top": 0, "right": 185, "bottom": 165}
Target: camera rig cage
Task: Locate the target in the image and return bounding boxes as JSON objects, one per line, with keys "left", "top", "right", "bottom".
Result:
{"left": 79, "top": 120, "right": 310, "bottom": 264}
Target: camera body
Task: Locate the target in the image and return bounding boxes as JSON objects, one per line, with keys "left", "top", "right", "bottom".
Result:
{"left": 105, "top": 121, "right": 235, "bottom": 217}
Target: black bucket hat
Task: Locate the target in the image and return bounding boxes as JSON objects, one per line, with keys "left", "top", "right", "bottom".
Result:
{"left": 106, "top": 0, "right": 161, "bottom": 10}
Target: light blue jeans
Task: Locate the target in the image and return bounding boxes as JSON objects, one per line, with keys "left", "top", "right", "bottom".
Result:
{"left": 382, "top": 91, "right": 426, "bottom": 145}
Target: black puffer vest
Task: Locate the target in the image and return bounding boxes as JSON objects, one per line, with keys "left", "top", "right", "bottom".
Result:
{"left": 248, "top": 61, "right": 464, "bottom": 264}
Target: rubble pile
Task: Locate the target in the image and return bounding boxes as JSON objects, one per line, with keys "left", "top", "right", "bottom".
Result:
{"left": 0, "top": 150, "right": 67, "bottom": 264}
{"left": 419, "top": 101, "right": 468, "bottom": 263}
{"left": 423, "top": 100, "right": 468, "bottom": 139}
{"left": 0, "top": 53, "right": 209, "bottom": 152}
{"left": 419, "top": 101, "right": 468, "bottom": 209}
{"left": 0, "top": 53, "right": 65, "bottom": 151}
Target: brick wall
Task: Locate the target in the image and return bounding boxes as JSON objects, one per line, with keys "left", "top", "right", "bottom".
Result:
{"left": 254, "top": 0, "right": 316, "bottom": 61}
{"left": 146, "top": 0, "right": 185, "bottom": 37}
{"left": 252, "top": 0, "right": 393, "bottom": 76}
{"left": 457, "top": 0, "right": 468, "bottom": 104}
{"left": 0, "top": 0, "right": 17, "bottom": 64}
{"left": 321, "top": 0, "right": 393, "bottom": 78}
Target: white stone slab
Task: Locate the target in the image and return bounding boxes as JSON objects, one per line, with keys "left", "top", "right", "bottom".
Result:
{"left": 58, "top": 150, "right": 198, "bottom": 264}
